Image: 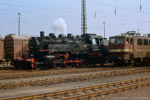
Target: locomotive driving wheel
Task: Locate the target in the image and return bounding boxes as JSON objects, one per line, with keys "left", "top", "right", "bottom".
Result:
{"left": 99, "top": 57, "right": 106, "bottom": 67}
{"left": 53, "top": 59, "right": 65, "bottom": 68}
{"left": 64, "top": 63, "right": 72, "bottom": 68}
{"left": 34, "top": 58, "right": 43, "bottom": 70}
{"left": 35, "top": 64, "right": 41, "bottom": 70}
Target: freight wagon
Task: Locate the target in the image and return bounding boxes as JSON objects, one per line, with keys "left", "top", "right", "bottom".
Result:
{"left": 4, "top": 34, "right": 31, "bottom": 68}
{"left": 0, "top": 35, "right": 4, "bottom": 64}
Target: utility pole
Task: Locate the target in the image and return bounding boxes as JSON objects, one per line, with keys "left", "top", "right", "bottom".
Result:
{"left": 103, "top": 22, "right": 105, "bottom": 38}
{"left": 18, "top": 13, "right": 21, "bottom": 36}
{"left": 81, "top": 0, "right": 87, "bottom": 35}
{"left": 137, "top": 29, "right": 139, "bottom": 33}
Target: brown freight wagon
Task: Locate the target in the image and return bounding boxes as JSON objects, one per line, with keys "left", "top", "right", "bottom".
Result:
{"left": 0, "top": 35, "right": 4, "bottom": 62}
{"left": 4, "top": 34, "right": 31, "bottom": 68}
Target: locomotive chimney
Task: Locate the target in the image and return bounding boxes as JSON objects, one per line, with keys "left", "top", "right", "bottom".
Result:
{"left": 40, "top": 31, "right": 44, "bottom": 38}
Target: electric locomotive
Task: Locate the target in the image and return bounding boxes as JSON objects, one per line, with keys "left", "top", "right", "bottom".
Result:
{"left": 109, "top": 31, "right": 150, "bottom": 65}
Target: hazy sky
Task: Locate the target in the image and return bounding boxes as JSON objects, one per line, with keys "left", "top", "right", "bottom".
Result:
{"left": 0, "top": 0, "right": 150, "bottom": 38}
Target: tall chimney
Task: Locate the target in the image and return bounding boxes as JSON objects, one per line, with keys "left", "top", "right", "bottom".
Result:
{"left": 40, "top": 31, "right": 44, "bottom": 38}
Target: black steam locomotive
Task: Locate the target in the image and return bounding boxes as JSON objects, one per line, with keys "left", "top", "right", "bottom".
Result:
{"left": 29, "top": 31, "right": 108, "bottom": 69}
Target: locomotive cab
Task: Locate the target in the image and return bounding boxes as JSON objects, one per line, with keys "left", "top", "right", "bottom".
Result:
{"left": 82, "top": 34, "right": 107, "bottom": 53}
{"left": 82, "top": 34, "right": 108, "bottom": 66}
{"left": 109, "top": 31, "right": 135, "bottom": 65}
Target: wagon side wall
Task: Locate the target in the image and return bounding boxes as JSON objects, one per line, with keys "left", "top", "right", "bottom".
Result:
{"left": 133, "top": 37, "right": 150, "bottom": 59}
{"left": 0, "top": 35, "right": 4, "bottom": 61}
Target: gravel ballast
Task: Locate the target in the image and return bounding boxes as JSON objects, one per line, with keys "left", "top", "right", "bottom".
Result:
{"left": 0, "top": 71, "right": 150, "bottom": 99}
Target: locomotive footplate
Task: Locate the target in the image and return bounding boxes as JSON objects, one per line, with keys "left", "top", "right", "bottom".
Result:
{"left": 54, "top": 60, "right": 62, "bottom": 64}
{"left": 35, "top": 62, "right": 44, "bottom": 64}
{"left": 54, "top": 59, "right": 82, "bottom": 67}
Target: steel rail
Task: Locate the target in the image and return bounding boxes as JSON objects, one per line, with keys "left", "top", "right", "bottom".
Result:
{"left": 0, "top": 67, "right": 150, "bottom": 80}
{"left": 4, "top": 77, "right": 150, "bottom": 100}
{"left": 0, "top": 67, "right": 116, "bottom": 79}
{"left": 0, "top": 67, "right": 141, "bottom": 80}
{"left": 0, "top": 68, "right": 150, "bottom": 89}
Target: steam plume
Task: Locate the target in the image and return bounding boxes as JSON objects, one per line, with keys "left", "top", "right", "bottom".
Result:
{"left": 51, "top": 18, "right": 67, "bottom": 34}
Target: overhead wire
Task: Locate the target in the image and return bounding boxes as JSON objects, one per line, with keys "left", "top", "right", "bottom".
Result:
{"left": 0, "top": 0, "right": 150, "bottom": 33}
{"left": 0, "top": 0, "right": 146, "bottom": 24}
{"left": 89, "top": 0, "right": 150, "bottom": 15}
{"left": 0, "top": 0, "right": 142, "bottom": 19}
{"left": 0, "top": 2, "right": 80, "bottom": 15}
{"left": 87, "top": 1, "right": 148, "bottom": 22}
{"left": 0, "top": 5, "right": 138, "bottom": 25}
{"left": 4, "top": 0, "right": 81, "bottom": 11}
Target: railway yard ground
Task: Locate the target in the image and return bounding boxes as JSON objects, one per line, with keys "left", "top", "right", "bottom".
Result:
{"left": 0, "top": 65, "right": 150, "bottom": 100}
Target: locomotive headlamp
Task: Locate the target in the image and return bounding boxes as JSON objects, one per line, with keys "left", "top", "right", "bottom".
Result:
{"left": 84, "top": 45, "right": 87, "bottom": 48}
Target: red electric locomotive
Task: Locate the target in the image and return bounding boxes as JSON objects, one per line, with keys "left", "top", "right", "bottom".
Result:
{"left": 109, "top": 31, "right": 150, "bottom": 65}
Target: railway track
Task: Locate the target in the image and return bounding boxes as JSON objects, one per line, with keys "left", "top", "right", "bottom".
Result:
{"left": 1, "top": 68, "right": 150, "bottom": 89}
{"left": 4, "top": 77, "right": 150, "bottom": 100}
{"left": 0, "top": 64, "right": 113, "bottom": 74}
{"left": 0, "top": 67, "right": 132, "bottom": 80}
{"left": 0, "top": 66, "right": 149, "bottom": 80}
{"left": 0, "top": 70, "right": 29, "bottom": 74}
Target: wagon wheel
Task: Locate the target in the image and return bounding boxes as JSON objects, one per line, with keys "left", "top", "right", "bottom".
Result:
{"left": 34, "top": 64, "right": 41, "bottom": 70}
{"left": 54, "top": 63, "right": 63, "bottom": 68}
{"left": 34, "top": 58, "right": 42, "bottom": 70}
{"left": 99, "top": 58, "right": 106, "bottom": 67}
{"left": 45, "top": 58, "right": 55, "bottom": 69}
{"left": 116, "top": 60, "right": 125, "bottom": 67}
{"left": 64, "top": 63, "right": 72, "bottom": 68}
{"left": 100, "top": 63, "right": 104, "bottom": 67}
{"left": 14, "top": 63, "right": 19, "bottom": 69}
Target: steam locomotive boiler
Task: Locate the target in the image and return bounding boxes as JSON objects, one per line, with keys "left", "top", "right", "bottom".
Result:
{"left": 29, "top": 31, "right": 108, "bottom": 69}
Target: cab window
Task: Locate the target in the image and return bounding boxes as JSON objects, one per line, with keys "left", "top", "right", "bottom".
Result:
{"left": 137, "top": 39, "right": 142, "bottom": 45}
{"left": 117, "top": 37, "right": 123, "bottom": 44}
{"left": 96, "top": 38, "right": 101, "bottom": 45}
{"left": 144, "top": 39, "right": 148, "bottom": 45}
{"left": 126, "top": 38, "right": 129, "bottom": 44}
{"left": 92, "top": 38, "right": 97, "bottom": 45}
{"left": 109, "top": 38, "right": 116, "bottom": 44}
{"left": 86, "top": 38, "right": 92, "bottom": 44}
{"left": 130, "top": 38, "right": 133, "bottom": 44}
{"left": 92, "top": 38, "right": 101, "bottom": 45}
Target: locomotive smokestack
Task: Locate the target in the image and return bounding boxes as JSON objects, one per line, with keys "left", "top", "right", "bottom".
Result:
{"left": 40, "top": 31, "right": 44, "bottom": 38}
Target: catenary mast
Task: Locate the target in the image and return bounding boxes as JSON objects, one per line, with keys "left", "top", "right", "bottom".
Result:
{"left": 81, "top": 0, "right": 87, "bottom": 35}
